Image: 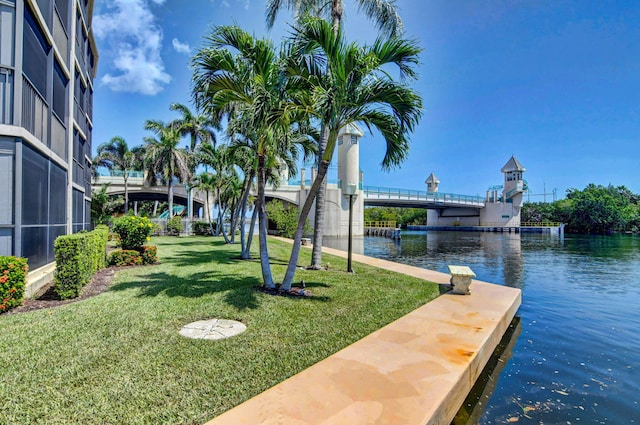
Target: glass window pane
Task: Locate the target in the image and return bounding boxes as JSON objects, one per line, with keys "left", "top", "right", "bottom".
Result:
{"left": 35, "top": 0, "right": 52, "bottom": 29}
{"left": 49, "top": 161, "right": 66, "bottom": 224}
{"left": 54, "top": 0, "right": 69, "bottom": 32}
{"left": 48, "top": 225, "right": 66, "bottom": 263}
{"left": 52, "top": 60, "right": 67, "bottom": 119}
{"left": 22, "top": 144, "right": 48, "bottom": 225}
{"left": 0, "top": 152, "right": 13, "bottom": 224}
{"left": 23, "top": 5, "right": 50, "bottom": 97}
{"left": 0, "top": 228, "right": 12, "bottom": 257}
{"left": 21, "top": 226, "right": 47, "bottom": 269}
{"left": 73, "top": 188, "right": 83, "bottom": 224}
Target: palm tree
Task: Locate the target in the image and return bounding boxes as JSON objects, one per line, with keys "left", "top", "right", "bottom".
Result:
{"left": 192, "top": 172, "right": 217, "bottom": 235}
{"left": 169, "top": 103, "right": 218, "bottom": 150}
{"left": 280, "top": 18, "right": 423, "bottom": 290}
{"left": 143, "top": 119, "right": 192, "bottom": 218}
{"left": 267, "top": 0, "right": 403, "bottom": 268}
{"left": 169, "top": 103, "right": 219, "bottom": 218}
{"left": 266, "top": 0, "right": 403, "bottom": 37}
{"left": 197, "top": 142, "right": 232, "bottom": 241}
{"left": 192, "top": 25, "right": 310, "bottom": 289}
{"left": 94, "top": 136, "right": 138, "bottom": 213}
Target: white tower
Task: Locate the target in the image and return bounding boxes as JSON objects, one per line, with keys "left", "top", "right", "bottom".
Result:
{"left": 425, "top": 172, "right": 440, "bottom": 192}
{"left": 501, "top": 156, "right": 526, "bottom": 208}
{"left": 337, "top": 123, "right": 364, "bottom": 193}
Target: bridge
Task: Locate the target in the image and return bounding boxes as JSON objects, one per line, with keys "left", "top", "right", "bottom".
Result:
{"left": 263, "top": 182, "right": 485, "bottom": 208}
{"left": 92, "top": 171, "right": 207, "bottom": 215}
{"left": 362, "top": 186, "right": 485, "bottom": 209}
{"left": 92, "top": 154, "right": 529, "bottom": 237}
{"left": 263, "top": 155, "right": 527, "bottom": 237}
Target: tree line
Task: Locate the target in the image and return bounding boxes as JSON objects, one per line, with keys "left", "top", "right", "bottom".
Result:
{"left": 364, "top": 207, "right": 428, "bottom": 227}
{"left": 522, "top": 184, "right": 640, "bottom": 234}
{"left": 91, "top": 1, "right": 422, "bottom": 291}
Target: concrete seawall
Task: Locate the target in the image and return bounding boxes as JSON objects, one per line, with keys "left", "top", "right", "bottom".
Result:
{"left": 204, "top": 238, "right": 521, "bottom": 425}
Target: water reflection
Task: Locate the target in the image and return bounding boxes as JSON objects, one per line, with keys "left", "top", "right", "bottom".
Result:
{"left": 360, "top": 231, "right": 528, "bottom": 289}
{"left": 453, "top": 317, "right": 522, "bottom": 425}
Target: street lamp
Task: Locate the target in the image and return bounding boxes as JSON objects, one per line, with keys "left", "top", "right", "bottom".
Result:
{"left": 344, "top": 182, "right": 358, "bottom": 273}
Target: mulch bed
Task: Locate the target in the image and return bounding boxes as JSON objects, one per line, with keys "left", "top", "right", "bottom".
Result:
{"left": 6, "top": 267, "right": 119, "bottom": 315}
{"left": 256, "top": 283, "right": 312, "bottom": 297}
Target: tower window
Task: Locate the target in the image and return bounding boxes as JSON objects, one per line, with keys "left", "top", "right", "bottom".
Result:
{"left": 350, "top": 135, "right": 358, "bottom": 145}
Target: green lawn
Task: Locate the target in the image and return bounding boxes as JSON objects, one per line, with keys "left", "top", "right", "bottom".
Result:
{"left": 0, "top": 237, "right": 439, "bottom": 425}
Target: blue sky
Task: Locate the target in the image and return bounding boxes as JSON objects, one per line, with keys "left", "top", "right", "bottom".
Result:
{"left": 92, "top": 0, "right": 640, "bottom": 201}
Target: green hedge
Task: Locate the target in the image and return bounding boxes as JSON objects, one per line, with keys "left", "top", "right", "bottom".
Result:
{"left": 0, "top": 256, "right": 28, "bottom": 313}
{"left": 166, "top": 216, "right": 183, "bottom": 236}
{"left": 54, "top": 226, "right": 108, "bottom": 299}
{"left": 192, "top": 221, "right": 214, "bottom": 236}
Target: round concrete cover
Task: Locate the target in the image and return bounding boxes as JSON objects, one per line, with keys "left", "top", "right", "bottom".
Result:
{"left": 179, "top": 319, "right": 247, "bottom": 340}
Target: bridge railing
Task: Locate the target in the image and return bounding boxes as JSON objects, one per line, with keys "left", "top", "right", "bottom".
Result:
{"left": 363, "top": 186, "right": 485, "bottom": 205}
{"left": 364, "top": 221, "right": 397, "bottom": 228}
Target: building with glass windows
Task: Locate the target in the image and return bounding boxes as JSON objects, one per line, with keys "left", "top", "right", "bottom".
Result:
{"left": 0, "top": 0, "right": 97, "bottom": 275}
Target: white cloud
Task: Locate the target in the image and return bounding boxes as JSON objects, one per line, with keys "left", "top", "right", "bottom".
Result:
{"left": 94, "top": 0, "right": 171, "bottom": 95}
{"left": 172, "top": 38, "right": 191, "bottom": 55}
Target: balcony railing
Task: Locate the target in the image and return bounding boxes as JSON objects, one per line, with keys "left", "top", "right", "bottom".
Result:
{"left": 22, "top": 75, "right": 49, "bottom": 145}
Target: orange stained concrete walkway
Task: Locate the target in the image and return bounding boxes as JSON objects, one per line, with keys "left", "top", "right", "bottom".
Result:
{"left": 205, "top": 239, "right": 521, "bottom": 425}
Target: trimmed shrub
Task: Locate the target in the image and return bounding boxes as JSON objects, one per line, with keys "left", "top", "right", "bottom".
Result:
{"left": 112, "top": 215, "right": 154, "bottom": 250}
{"left": 151, "top": 223, "right": 163, "bottom": 236}
{"left": 193, "top": 221, "right": 214, "bottom": 236}
{"left": 267, "top": 200, "right": 313, "bottom": 238}
{"left": 166, "top": 216, "right": 183, "bottom": 236}
{"left": 109, "top": 250, "right": 142, "bottom": 267}
{"left": 0, "top": 256, "right": 28, "bottom": 313}
{"left": 54, "top": 227, "right": 108, "bottom": 299}
{"left": 138, "top": 246, "right": 158, "bottom": 265}
{"left": 93, "top": 225, "right": 109, "bottom": 271}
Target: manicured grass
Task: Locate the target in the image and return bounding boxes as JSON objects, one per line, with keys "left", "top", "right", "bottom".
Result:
{"left": 0, "top": 237, "right": 439, "bottom": 425}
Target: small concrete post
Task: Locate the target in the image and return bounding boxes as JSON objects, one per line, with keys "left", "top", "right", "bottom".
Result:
{"left": 447, "top": 265, "right": 476, "bottom": 295}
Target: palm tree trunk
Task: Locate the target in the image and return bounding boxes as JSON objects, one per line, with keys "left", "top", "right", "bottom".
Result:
{"left": 169, "top": 161, "right": 176, "bottom": 218}
{"left": 168, "top": 180, "right": 174, "bottom": 218}
{"left": 331, "top": 0, "right": 342, "bottom": 33}
{"left": 205, "top": 190, "right": 215, "bottom": 236}
{"left": 124, "top": 175, "right": 129, "bottom": 214}
{"left": 241, "top": 205, "right": 258, "bottom": 260}
{"left": 282, "top": 158, "right": 331, "bottom": 290}
{"left": 215, "top": 187, "right": 222, "bottom": 236}
{"left": 257, "top": 155, "right": 275, "bottom": 288}
{"left": 231, "top": 174, "right": 250, "bottom": 244}
{"left": 229, "top": 198, "right": 238, "bottom": 243}
{"left": 220, "top": 205, "right": 232, "bottom": 244}
{"left": 239, "top": 170, "right": 255, "bottom": 253}
{"left": 311, "top": 124, "right": 330, "bottom": 269}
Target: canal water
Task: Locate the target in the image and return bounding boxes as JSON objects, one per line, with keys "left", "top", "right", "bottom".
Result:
{"left": 324, "top": 231, "right": 640, "bottom": 424}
